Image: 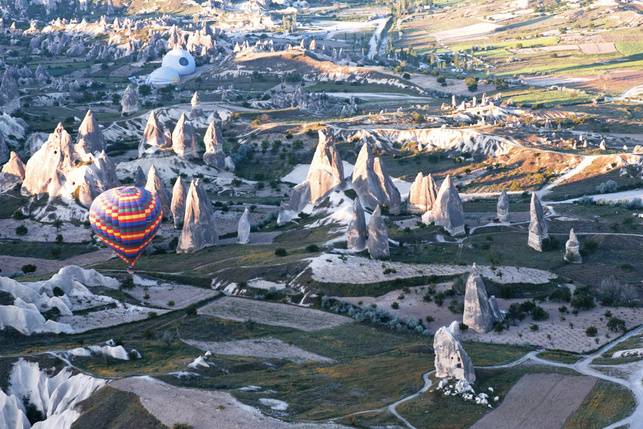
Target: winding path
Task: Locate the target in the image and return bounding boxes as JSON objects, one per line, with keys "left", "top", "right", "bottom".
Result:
{"left": 338, "top": 327, "right": 643, "bottom": 429}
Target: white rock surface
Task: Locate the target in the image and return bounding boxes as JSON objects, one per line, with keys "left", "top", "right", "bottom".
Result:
{"left": 2, "top": 151, "right": 25, "bottom": 180}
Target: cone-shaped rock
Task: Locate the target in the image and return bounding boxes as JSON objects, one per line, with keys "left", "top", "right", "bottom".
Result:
{"left": 497, "top": 190, "right": 509, "bottom": 222}
{"left": 76, "top": 110, "right": 105, "bottom": 155}
{"left": 528, "top": 192, "right": 548, "bottom": 251}
{"left": 139, "top": 111, "right": 170, "bottom": 156}
{"left": 462, "top": 266, "right": 497, "bottom": 333}
{"left": 433, "top": 321, "right": 476, "bottom": 384}
{"left": 347, "top": 198, "right": 367, "bottom": 251}
{"left": 171, "top": 176, "right": 186, "bottom": 229}
{"left": 145, "top": 165, "right": 171, "bottom": 219}
{"left": 172, "top": 113, "right": 198, "bottom": 159}
{"left": 22, "top": 123, "right": 75, "bottom": 195}
{"left": 367, "top": 205, "right": 389, "bottom": 259}
{"left": 408, "top": 172, "right": 438, "bottom": 213}
{"left": 2, "top": 151, "right": 26, "bottom": 180}
{"left": 306, "top": 129, "right": 345, "bottom": 204}
{"left": 237, "top": 208, "right": 251, "bottom": 244}
{"left": 422, "top": 175, "right": 465, "bottom": 236}
{"left": 0, "top": 132, "right": 7, "bottom": 164}
{"left": 177, "top": 179, "right": 218, "bottom": 253}
{"left": 121, "top": 83, "right": 139, "bottom": 115}
{"left": 203, "top": 121, "right": 226, "bottom": 168}
{"left": 352, "top": 142, "right": 400, "bottom": 214}
{"left": 134, "top": 166, "right": 147, "bottom": 187}
{"left": 277, "top": 181, "right": 310, "bottom": 225}
{"left": 564, "top": 228, "right": 582, "bottom": 264}
{"left": 190, "top": 91, "right": 201, "bottom": 118}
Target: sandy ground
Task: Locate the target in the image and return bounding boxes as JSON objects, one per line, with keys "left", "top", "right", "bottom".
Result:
{"left": 470, "top": 373, "right": 596, "bottom": 429}
{"left": 309, "top": 254, "right": 557, "bottom": 286}
{"left": 59, "top": 303, "right": 169, "bottom": 333}
{"left": 432, "top": 22, "right": 500, "bottom": 43}
{"left": 183, "top": 337, "right": 335, "bottom": 363}
{"left": 0, "top": 249, "right": 114, "bottom": 276}
{"left": 0, "top": 218, "right": 93, "bottom": 242}
{"left": 339, "top": 286, "right": 643, "bottom": 352}
{"left": 127, "top": 276, "right": 219, "bottom": 309}
{"left": 110, "top": 377, "right": 348, "bottom": 429}
{"left": 198, "top": 297, "right": 352, "bottom": 332}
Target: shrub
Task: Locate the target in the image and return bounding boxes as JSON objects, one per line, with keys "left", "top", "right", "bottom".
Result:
{"left": 52, "top": 286, "right": 64, "bottom": 297}
{"left": 21, "top": 264, "right": 37, "bottom": 274}
{"left": 549, "top": 286, "right": 571, "bottom": 302}
{"left": 120, "top": 277, "right": 135, "bottom": 290}
{"left": 391, "top": 302, "right": 399, "bottom": 309}
{"left": 168, "top": 300, "right": 175, "bottom": 307}
{"left": 434, "top": 292, "right": 445, "bottom": 306}
{"left": 599, "top": 276, "right": 637, "bottom": 307}
{"left": 531, "top": 306, "right": 549, "bottom": 321}
{"left": 305, "top": 244, "right": 320, "bottom": 253}
{"left": 15, "top": 225, "right": 28, "bottom": 236}
{"left": 464, "top": 76, "right": 478, "bottom": 92}
{"left": 571, "top": 287, "right": 595, "bottom": 310}
{"left": 607, "top": 317, "right": 626, "bottom": 333}
{"left": 274, "top": 248, "right": 288, "bottom": 257}
{"left": 585, "top": 326, "right": 598, "bottom": 337}
{"left": 530, "top": 324, "right": 539, "bottom": 331}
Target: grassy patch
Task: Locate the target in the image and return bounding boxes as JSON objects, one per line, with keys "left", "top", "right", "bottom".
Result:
{"left": 0, "top": 240, "right": 97, "bottom": 260}
{"left": 563, "top": 380, "right": 636, "bottom": 429}
{"left": 538, "top": 350, "right": 583, "bottom": 364}
{"left": 72, "top": 386, "right": 165, "bottom": 429}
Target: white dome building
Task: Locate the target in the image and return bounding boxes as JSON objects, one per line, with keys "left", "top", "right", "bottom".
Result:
{"left": 146, "top": 47, "right": 196, "bottom": 86}
{"left": 147, "top": 67, "right": 181, "bottom": 86}
{"left": 161, "top": 47, "right": 196, "bottom": 76}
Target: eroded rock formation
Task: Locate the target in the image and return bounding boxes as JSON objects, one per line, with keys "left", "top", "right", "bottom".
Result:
{"left": 497, "top": 190, "right": 509, "bottom": 222}
{"left": 139, "top": 111, "right": 170, "bottom": 156}
{"left": 171, "top": 176, "right": 186, "bottom": 229}
{"left": 408, "top": 172, "right": 438, "bottom": 214}
{"left": 237, "top": 208, "right": 251, "bottom": 244}
{"left": 172, "top": 113, "right": 198, "bottom": 159}
{"left": 306, "top": 129, "right": 345, "bottom": 204}
{"left": 145, "top": 165, "right": 171, "bottom": 220}
{"left": 203, "top": 121, "right": 226, "bottom": 169}
{"left": 422, "top": 175, "right": 465, "bottom": 236}
{"left": 528, "top": 192, "right": 548, "bottom": 252}
{"left": 564, "top": 228, "right": 582, "bottom": 264}
{"left": 367, "top": 205, "right": 389, "bottom": 259}
{"left": 433, "top": 321, "right": 476, "bottom": 384}
{"left": 352, "top": 142, "right": 400, "bottom": 214}
{"left": 76, "top": 110, "right": 105, "bottom": 155}
{"left": 177, "top": 179, "right": 217, "bottom": 253}
{"left": 347, "top": 198, "right": 367, "bottom": 251}
{"left": 462, "top": 266, "right": 500, "bottom": 333}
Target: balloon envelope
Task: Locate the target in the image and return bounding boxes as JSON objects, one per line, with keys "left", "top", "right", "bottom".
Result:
{"left": 89, "top": 186, "right": 163, "bottom": 267}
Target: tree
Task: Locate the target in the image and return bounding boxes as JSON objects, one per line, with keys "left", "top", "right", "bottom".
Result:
{"left": 464, "top": 76, "right": 478, "bottom": 92}
{"left": 21, "top": 264, "right": 37, "bottom": 274}
{"left": 607, "top": 317, "right": 626, "bottom": 333}
{"left": 585, "top": 326, "right": 598, "bottom": 337}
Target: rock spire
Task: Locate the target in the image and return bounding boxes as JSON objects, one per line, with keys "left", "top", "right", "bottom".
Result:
{"left": 177, "top": 179, "right": 218, "bottom": 253}
{"left": 347, "top": 198, "right": 367, "bottom": 251}
{"left": 367, "top": 205, "right": 389, "bottom": 259}
{"left": 528, "top": 192, "right": 548, "bottom": 251}
{"left": 433, "top": 321, "right": 476, "bottom": 384}
{"left": 422, "top": 175, "right": 465, "bottom": 236}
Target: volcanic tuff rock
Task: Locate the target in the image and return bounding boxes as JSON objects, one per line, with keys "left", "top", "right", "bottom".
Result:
{"left": 528, "top": 192, "right": 549, "bottom": 252}
{"left": 277, "top": 181, "right": 311, "bottom": 225}
{"left": 2, "top": 151, "right": 25, "bottom": 180}
{"left": 203, "top": 121, "right": 226, "bottom": 169}
{"left": 347, "top": 198, "right": 367, "bottom": 251}
{"left": 0, "top": 132, "right": 7, "bottom": 164}
{"left": 76, "top": 110, "right": 105, "bottom": 155}
{"left": 237, "top": 207, "right": 251, "bottom": 244}
{"left": 139, "top": 111, "right": 170, "bottom": 156}
{"left": 0, "top": 69, "right": 18, "bottom": 105}
{"left": 172, "top": 113, "right": 199, "bottom": 159}
{"left": 462, "top": 266, "right": 499, "bottom": 333}
{"left": 177, "top": 179, "right": 218, "bottom": 253}
{"left": 134, "top": 165, "right": 147, "bottom": 186}
{"left": 422, "top": 175, "right": 465, "bottom": 236}
{"left": 145, "top": 165, "right": 171, "bottom": 219}
{"left": 171, "top": 176, "right": 187, "bottom": 229}
{"left": 564, "top": 228, "right": 582, "bottom": 264}
{"left": 497, "top": 190, "right": 509, "bottom": 222}
{"left": 191, "top": 91, "right": 201, "bottom": 118}
{"left": 121, "top": 83, "right": 139, "bottom": 115}
{"left": 306, "top": 129, "right": 345, "bottom": 204}
{"left": 367, "top": 205, "right": 389, "bottom": 259}
{"left": 408, "top": 172, "right": 438, "bottom": 213}
{"left": 352, "top": 142, "right": 401, "bottom": 214}
{"left": 433, "top": 321, "right": 476, "bottom": 384}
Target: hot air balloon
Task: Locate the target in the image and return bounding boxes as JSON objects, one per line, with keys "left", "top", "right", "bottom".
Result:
{"left": 89, "top": 186, "right": 163, "bottom": 269}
